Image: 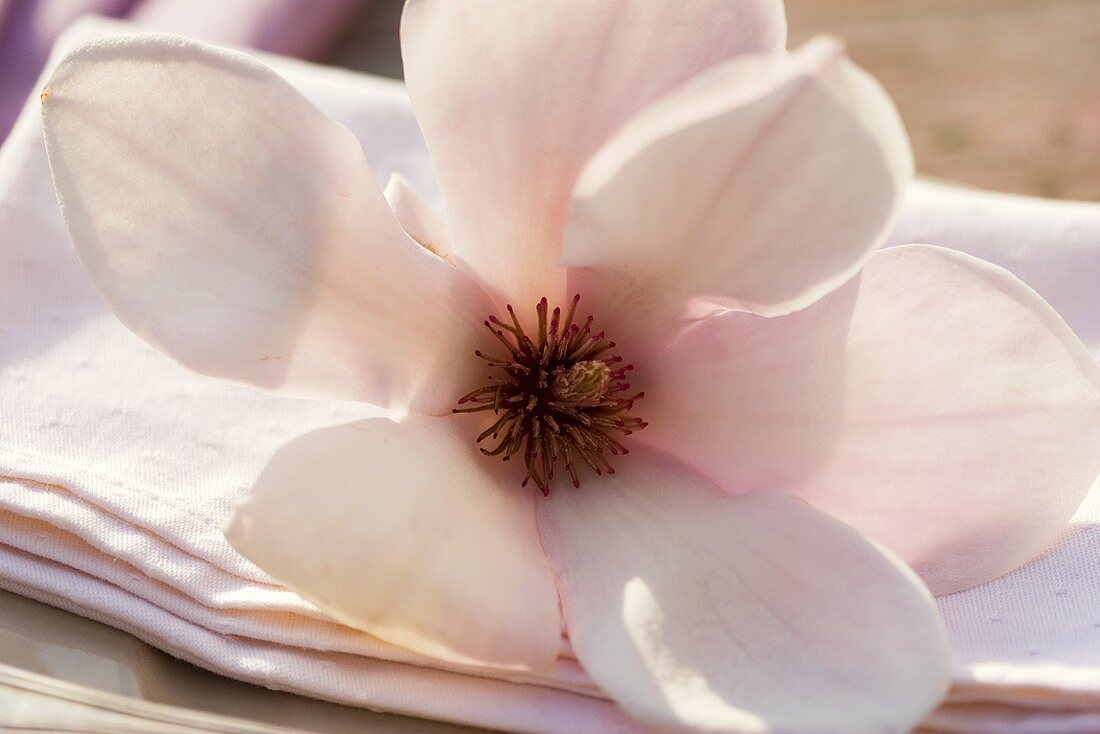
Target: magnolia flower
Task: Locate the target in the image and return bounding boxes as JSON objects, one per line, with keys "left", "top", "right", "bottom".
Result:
{"left": 41, "top": 1, "right": 1100, "bottom": 732}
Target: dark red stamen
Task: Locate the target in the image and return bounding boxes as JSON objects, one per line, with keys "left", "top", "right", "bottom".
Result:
{"left": 453, "top": 295, "right": 647, "bottom": 494}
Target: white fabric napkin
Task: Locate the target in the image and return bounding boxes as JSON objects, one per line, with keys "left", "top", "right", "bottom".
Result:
{"left": 2, "top": 17, "right": 1099, "bottom": 734}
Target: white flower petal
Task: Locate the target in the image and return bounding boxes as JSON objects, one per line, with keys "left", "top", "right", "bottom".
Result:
{"left": 383, "top": 172, "right": 452, "bottom": 262}
{"left": 42, "top": 34, "right": 493, "bottom": 414}
{"left": 640, "top": 245, "right": 1100, "bottom": 594}
{"left": 226, "top": 414, "right": 561, "bottom": 670}
{"left": 401, "top": 0, "right": 786, "bottom": 308}
{"left": 538, "top": 448, "right": 951, "bottom": 734}
{"left": 563, "top": 37, "right": 912, "bottom": 331}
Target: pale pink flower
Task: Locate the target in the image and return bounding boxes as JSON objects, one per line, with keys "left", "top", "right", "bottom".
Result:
{"left": 41, "top": 1, "right": 1100, "bottom": 732}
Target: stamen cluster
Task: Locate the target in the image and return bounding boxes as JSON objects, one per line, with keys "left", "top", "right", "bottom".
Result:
{"left": 454, "top": 295, "right": 647, "bottom": 494}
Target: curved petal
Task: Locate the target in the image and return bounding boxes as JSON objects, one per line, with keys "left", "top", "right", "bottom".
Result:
{"left": 42, "top": 34, "right": 494, "bottom": 415}
{"left": 564, "top": 37, "right": 911, "bottom": 344}
{"left": 401, "top": 0, "right": 786, "bottom": 310}
{"left": 538, "top": 447, "right": 950, "bottom": 734}
{"left": 640, "top": 245, "right": 1100, "bottom": 594}
{"left": 225, "top": 414, "right": 561, "bottom": 670}
{"left": 383, "top": 172, "right": 452, "bottom": 262}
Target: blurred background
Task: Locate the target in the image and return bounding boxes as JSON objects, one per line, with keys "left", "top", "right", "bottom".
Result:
{"left": 782, "top": 0, "right": 1100, "bottom": 201}
{"left": 2, "top": 0, "right": 1097, "bottom": 200}
{"left": 326, "top": 0, "right": 1100, "bottom": 201}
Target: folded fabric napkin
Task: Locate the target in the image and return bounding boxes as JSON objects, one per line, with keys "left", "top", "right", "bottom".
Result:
{"left": 2, "top": 17, "right": 1099, "bottom": 734}
{"left": 0, "top": 0, "right": 361, "bottom": 141}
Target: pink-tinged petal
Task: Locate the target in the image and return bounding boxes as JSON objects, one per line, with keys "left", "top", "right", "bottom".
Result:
{"left": 401, "top": 0, "right": 786, "bottom": 310}
{"left": 42, "top": 34, "right": 493, "bottom": 415}
{"left": 226, "top": 414, "right": 561, "bottom": 670}
{"left": 564, "top": 37, "right": 911, "bottom": 340}
{"left": 538, "top": 447, "right": 950, "bottom": 734}
{"left": 383, "top": 172, "right": 452, "bottom": 262}
{"left": 641, "top": 245, "right": 1100, "bottom": 594}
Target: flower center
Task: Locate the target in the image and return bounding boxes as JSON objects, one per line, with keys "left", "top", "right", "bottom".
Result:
{"left": 453, "top": 294, "right": 647, "bottom": 494}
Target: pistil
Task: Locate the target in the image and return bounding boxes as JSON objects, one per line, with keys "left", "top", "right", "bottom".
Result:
{"left": 454, "top": 295, "right": 647, "bottom": 494}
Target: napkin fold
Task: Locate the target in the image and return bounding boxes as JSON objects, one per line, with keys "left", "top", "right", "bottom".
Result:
{"left": 2, "top": 18, "right": 1099, "bottom": 734}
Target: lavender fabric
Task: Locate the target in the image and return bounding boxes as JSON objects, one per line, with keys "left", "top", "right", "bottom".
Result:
{"left": 0, "top": 0, "right": 360, "bottom": 141}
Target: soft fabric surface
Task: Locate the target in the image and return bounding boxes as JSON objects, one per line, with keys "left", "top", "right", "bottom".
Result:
{"left": 0, "top": 0, "right": 360, "bottom": 142}
{"left": 2, "top": 17, "right": 1100, "bottom": 734}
